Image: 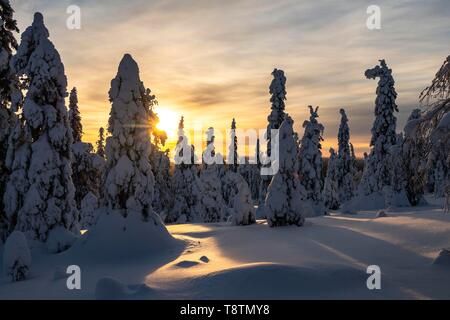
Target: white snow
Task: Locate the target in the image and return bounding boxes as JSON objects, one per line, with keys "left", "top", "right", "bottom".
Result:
{"left": 2, "top": 197, "right": 448, "bottom": 299}
{"left": 46, "top": 226, "right": 77, "bottom": 254}
{"left": 2, "top": 231, "right": 31, "bottom": 282}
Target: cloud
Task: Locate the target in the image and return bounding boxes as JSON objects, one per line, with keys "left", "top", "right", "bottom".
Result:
{"left": 10, "top": 0, "right": 450, "bottom": 156}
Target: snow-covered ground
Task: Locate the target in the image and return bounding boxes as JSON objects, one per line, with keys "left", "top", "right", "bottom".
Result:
{"left": 1, "top": 198, "right": 449, "bottom": 300}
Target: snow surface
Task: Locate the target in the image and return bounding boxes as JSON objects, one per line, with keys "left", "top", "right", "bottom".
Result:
{"left": 0, "top": 198, "right": 449, "bottom": 299}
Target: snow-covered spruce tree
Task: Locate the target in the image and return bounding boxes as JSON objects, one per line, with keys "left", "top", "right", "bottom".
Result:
{"left": 72, "top": 141, "right": 104, "bottom": 228}
{"left": 418, "top": 56, "right": 450, "bottom": 198}
{"left": 385, "top": 133, "right": 410, "bottom": 207}
{"left": 96, "top": 127, "right": 106, "bottom": 159}
{"left": 151, "top": 147, "right": 173, "bottom": 218}
{"left": 167, "top": 117, "right": 202, "bottom": 223}
{"left": 4, "top": 13, "right": 78, "bottom": 241}
{"left": 358, "top": 60, "right": 399, "bottom": 197}
{"left": 223, "top": 170, "right": 256, "bottom": 226}
{"left": 227, "top": 118, "right": 238, "bottom": 172}
{"left": 265, "top": 115, "right": 308, "bottom": 227}
{"left": 336, "top": 108, "right": 355, "bottom": 204}
{"left": 67, "top": 87, "right": 104, "bottom": 214}
{"left": 258, "top": 69, "right": 287, "bottom": 217}
{"left": 143, "top": 94, "right": 173, "bottom": 217}
{"left": 104, "top": 53, "right": 162, "bottom": 223}
{"left": 197, "top": 127, "right": 226, "bottom": 222}
{"left": 427, "top": 112, "right": 449, "bottom": 197}
{"left": 222, "top": 119, "right": 256, "bottom": 225}
{"left": 297, "top": 105, "right": 326, "bottom": 215}
{"left": 323, "top": 148, "right": 340, "bottom": 210}
{"left": 349, "top": 143, "right": 361, "bottom": 188}
{"left": 239, "top": 164, "right": 260, "bottom": 202}
{"left": 0, "top": 0, "right": 19, "bottom": 241}
{"left": 68, "top": 87, "right": 82, "bottom": 142}
{"left": 401, "top": 109, "right": 426, "bottom": 205}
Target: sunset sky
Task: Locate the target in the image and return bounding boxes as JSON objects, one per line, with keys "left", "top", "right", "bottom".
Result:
{"left": 12, "top": 0, "right": 450, "bottom": 158}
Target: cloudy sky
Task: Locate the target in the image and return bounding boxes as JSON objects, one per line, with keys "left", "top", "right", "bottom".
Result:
{"left": 11, "top": 0, "right": 450, "bottom": 157}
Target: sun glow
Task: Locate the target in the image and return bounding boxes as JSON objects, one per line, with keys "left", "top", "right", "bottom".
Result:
{"left": 156, "top": 108, "right": 180, "bottom": 140}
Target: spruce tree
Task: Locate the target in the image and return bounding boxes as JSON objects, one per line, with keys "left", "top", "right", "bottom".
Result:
{"left": 323, "top": 148, "right": 340, "bottom": 210}
{"left": 258, "top": 69, "right": 287, "bottom": 216}
{"left": 104, "top": 53, "right": 159, "bottom": 223}
{"left": 4, "top": 13, "right": 78, "bottom": 241}
{"left": 197, "top": 127, "right": 226, "bottom": 222}
{"left": 96, "top": 127, "right": 106, "bottom": 158}
{"left": 0, "top": 0, "right": 19, "bottom": 241}
{"left": 336, "top": 108, "right": 355, "bottom": 204}
{"left": 265, "top": 115, "right": 307, "bottom": 227}
{"left": 401, "top": 109, "right": 425, "bottom": 205}
{"left": 68, "top": 87, "right": 82, "bottom": 142}
{"left": 359, "top": 59, "right": 399, "bottom": 196}
{"left": 168, "top": 116, "right": 202, "bottom": 223}
{"left": 297, "top": 105, "right": 326, "bottom": 215}
{"left": 222, "top": 119, "right": 256, "bottom": 225}
{"left": 67, "top": 87, "right": 104, "bottom": 213}
{"left": 419, "top": 56, "right": 450, "bottom": 198}
{"left": 227, "top": 118, "right": 238, "bottom": 172}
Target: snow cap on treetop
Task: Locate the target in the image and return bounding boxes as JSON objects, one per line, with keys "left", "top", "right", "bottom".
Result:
{"left": 365, "top": 59, "right": 391, "bottom": 79}
{"left": 118, "top": 53, "right": 140, "bottom": 82}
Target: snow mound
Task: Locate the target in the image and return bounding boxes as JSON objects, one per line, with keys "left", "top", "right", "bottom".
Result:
{"left": 68, "top": 212, "right": 182, "bottom": 262}
{"left": 433, "top": 249, "right": 450, "bottom": 266}
{"left": 343, "top": 192, "right": 386, "bottom": 213}
{"left": 46, "top": 226, "right": 78, "bottom": 254}
{"left": 184, "top": 263, "right": 387, "bottom": 299}
{"left": 376, "top": 210, "right": 388, "bottom": 218}
{"left": 3, "top": 231, "right": 31, "bottom": 282}
{"left": 95, "top": 277, "right": 157, "bottom": 300}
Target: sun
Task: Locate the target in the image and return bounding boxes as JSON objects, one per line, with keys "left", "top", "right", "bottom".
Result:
{"left": 156, "top": 108, "right": 179, "bottom": 139}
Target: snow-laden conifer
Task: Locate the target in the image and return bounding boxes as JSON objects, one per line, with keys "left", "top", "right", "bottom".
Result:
{"left": 265, "top": 115, "right": 308, "bottom": 227}
{"left": 358, "top": 60, "right": 399, "bottom": 196}
{"left": 0, "top": 0, "right": 19, "bottom": 241}
{"left": 297, "top": 106, "right": 326, "bottom": 215}
{"left": 4, "top": 13, "right": 78, "bottom": 241}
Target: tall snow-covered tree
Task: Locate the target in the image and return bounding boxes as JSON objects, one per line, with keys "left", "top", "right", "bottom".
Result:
{"left": 67, "top": 87, "right": 104, "bottom": 215}
{"left": 4, "top": 13, "right": 78, "bottom": 241}
{"left": 151, "top": 148, "right": 173, "bottom": 217}
{"left": 427, "top": 112, "right": 449, "bottom": 197}
{"left": 68, "top": 87, "right": 82, "bottom": 142}
{"left": 418, "top": 56, "right": 450, "bottom": 198}
{"left": 222, "top": 119, "right": 256, "bottom": 225}
{"left": 258, "top": 69, "right": 287, "bottom": 216}
{"left": 297, "top": 105, "right": 326, "bottom": 215}
{"left": 167, "top": 116, "right": 202, "bottom": 223}
{"left": 227, "top": 118, "right": 238, "bottom": 172}
{"left": 359, "top": 59, "right": 399, "bottom": 196}
{"left": 401, "top": 109, "right": 426, "bottom": 205}
{"left": 385, "top": 133, "right": 410, "bottom": 207}
{"left": 323, "top": 148, "right": 340, "bottom": 210}
{"left": 96, "top": 127, "right": 105, "bottom": 158}
{"left": 265, "top": 115, "right": 308, "bottom": 227}
{"left": 0, "top": 0, "right": 19, "bottom": 241}
{"left": 197, "top": 127, "right": 226, "bottom": 222}
{"left": 104, "top": 53, "right": 159, "bottom": 222}
{"left": 336, "top": 108, "right": 355, "bottom": 204}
